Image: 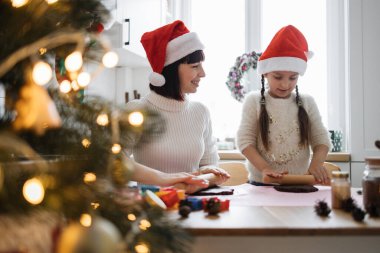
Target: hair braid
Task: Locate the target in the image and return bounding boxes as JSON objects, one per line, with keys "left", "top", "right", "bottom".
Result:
{"left": 295, "top": 85, "right": 310, "bottom": 147}
{"left": 259, "top": 75, "right": 270, "bottom": 150}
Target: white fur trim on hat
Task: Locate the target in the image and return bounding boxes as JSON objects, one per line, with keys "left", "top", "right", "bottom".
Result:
{"left": 149, "top": 72, "right": 166, "bottom": 87}
{"left": 257, "top": 57, "right": 307, "bottom": 76}
{"left": 165, "top": 32, "right": 204, "bottom": 66}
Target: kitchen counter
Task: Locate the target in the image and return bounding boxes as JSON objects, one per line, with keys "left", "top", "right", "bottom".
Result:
{"left": 170, "top": 184, "right": 380, "bottom": 253}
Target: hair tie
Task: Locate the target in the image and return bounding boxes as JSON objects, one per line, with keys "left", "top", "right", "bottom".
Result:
{"left": 260, "top": 98, "right": 266, "bottom": 105}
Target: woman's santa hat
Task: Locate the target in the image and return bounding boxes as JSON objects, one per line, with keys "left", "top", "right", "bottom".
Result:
{"left": 140, "top": 20, "right": 204, "bottom": 86}
{"left": 257, "top": 25, "right": 313, "bottom": 76}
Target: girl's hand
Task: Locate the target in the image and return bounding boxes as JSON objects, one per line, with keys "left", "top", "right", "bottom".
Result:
{"left": 308, "top": 165, "right": 330, "bottom": 185}
{"left": 262, "top": 167, "right": 288, "bottom": 178}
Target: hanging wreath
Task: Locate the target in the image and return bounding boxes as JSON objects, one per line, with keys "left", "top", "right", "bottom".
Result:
{"left": 225, "top": 51, "right": 261, "bottom": 102}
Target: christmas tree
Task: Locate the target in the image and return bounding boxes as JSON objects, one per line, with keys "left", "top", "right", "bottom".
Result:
{"left": 0, "top": 1, "right": 191, "bottom": 252}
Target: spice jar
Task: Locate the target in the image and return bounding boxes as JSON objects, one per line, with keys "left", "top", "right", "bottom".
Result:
{"left": 362, "top": 157, "right": 380, "bottom": 212}
{"left": 331, "top": 171, "right": 351, "bottom": 209}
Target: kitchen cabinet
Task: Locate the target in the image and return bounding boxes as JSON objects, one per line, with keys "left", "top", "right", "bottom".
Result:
{"left": 113, "top": 0, "right": 165, "bottom": 60}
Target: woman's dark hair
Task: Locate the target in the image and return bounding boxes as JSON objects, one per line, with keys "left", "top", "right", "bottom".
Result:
{"left": 259, "top": 75, "right": 310, "bottom": 151}
{"left": 150, "top": 50, "right": 205, "bottom": 101}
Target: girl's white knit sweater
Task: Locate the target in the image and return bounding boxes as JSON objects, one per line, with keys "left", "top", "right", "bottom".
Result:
{"left": 126, "top": 91, "right": 219, "bottom": 174}
{"left": 237, "top": 91, "right": 331, "bottom": 182}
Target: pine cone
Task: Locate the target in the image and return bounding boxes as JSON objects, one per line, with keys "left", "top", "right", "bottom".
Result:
{"left": 352, "top": 207, "right": 366, "bottom": 222}
{"left": 314, "top": 200, "right": 331, "bottom": 217}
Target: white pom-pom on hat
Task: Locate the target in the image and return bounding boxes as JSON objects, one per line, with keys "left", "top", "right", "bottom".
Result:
{"left": 149, "top": 72, "right": 166, "bottom": 87}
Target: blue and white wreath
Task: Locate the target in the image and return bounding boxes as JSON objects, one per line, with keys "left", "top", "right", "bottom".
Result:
{"left": 226, "top": 51, "right": 261, "bottom": 102}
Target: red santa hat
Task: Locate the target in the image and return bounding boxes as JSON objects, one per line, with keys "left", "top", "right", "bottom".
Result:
{"left": 140, "top": 20, "right": 204, "bottom": 86}
{"left": 257, "top": 25, "right": 313, "bottom": 76}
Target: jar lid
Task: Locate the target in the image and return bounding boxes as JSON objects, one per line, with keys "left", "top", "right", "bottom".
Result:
{"left": 332, "top": 171, "right": 349, "bottom": 178}
{"left": 365, "top": 157, "right": 380, "bottom": 166}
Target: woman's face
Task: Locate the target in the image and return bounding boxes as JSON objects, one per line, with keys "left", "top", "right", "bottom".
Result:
{"left": 265, "top": 71, "right": 299, "bottom": 98}
{"left": 178, "top": 61, "right": 206, "bottom": 94}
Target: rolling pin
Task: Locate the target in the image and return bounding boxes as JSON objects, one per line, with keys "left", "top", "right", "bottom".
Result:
{"left": 262, "top": 165, "right": 340, "bottom": 185}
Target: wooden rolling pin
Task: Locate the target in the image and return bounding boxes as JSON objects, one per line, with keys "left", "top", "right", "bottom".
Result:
{"left": 262, "top": 164, "right": 340, "bottom": 185}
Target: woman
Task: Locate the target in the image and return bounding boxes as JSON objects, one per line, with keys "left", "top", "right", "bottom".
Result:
{"left": 126, "top": 20, "right": 229, "bottom": 189}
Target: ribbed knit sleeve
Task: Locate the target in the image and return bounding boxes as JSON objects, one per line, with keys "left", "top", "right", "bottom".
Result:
{"left": 199, "top": 105, "right": 219, "bottom": 167}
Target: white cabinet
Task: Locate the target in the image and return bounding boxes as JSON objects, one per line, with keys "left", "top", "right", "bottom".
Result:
{"left": 115, "top": 0, "right": 164, "bottom": 58}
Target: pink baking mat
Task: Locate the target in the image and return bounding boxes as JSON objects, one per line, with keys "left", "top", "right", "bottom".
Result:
{"left": 215, "top": 184, "right": 363, "bottom": 207}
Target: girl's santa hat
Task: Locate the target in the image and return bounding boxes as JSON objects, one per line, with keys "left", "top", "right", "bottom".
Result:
{"left": 140, "top": 20, "right": 204, "bottom": 86}
{"left": 258, "top": 25, "right": 313, "bottom": 76}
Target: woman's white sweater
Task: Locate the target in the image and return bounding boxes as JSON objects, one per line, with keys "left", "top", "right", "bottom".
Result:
{"left": 126, "top": 91, "right": 219, "bottom": 174}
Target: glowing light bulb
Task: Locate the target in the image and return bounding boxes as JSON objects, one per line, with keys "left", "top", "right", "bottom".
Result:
{"left": 91, "top": 202, "right": 100, "bottom": 209}
{"left": 12, "top": 0, "right": 29, "bottom": 7}
{"left": 83, "top": 172, "right": 96, "bottom": 183}
{"left": 102, "top": 51, "right": 118, "bottom": 68}
{"left": 23, "top": 178, "right": 45, "bottom": 205}
{"left": 45, "top": 0, "right": 58, "bottom": 4}
{"left": 59, "top": 80, "right": 72, "bottom": 93}
{"left": 111, "top": 143, "right": 121, "bottom": 154}
{"left": 128, "top": 111, "right": 144, "bottom": 126}
{"left": 96, "top": 113, "right": 109, "bottom": 126}
{"left": 80, "top": 213, "right": 92, "bottom": 227}
{"left": 77, "top": 72, "right": 91, "bottom": 87}
{"left": 32, "top": 61, "right": 52, "bottom": 85}
{"left": 127, "top": 213, "right": 136, "bottom": 221}
{"left": 65, "top": 51, "right": 83, "bottom": 72}
{"left": 81, "top": 138, "right": 91, "bottom": 148}
{"left": 135, "top": 243, "right": 150, "bottom": 253}
{"left": 139, "top": 219, "right": 151, "bottom": 230}
{"left": 71, "top": 80, "right": 80, "bottom": 91}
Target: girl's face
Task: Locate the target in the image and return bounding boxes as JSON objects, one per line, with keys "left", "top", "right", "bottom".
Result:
{"left": 265, "top": 71, "right": 299, "bottom": 98}
{"left": 178, "top": 61, "right": 206, "bottom": 94}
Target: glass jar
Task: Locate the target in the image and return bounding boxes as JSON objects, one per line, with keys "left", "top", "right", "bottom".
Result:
{"left": 362, "top": 157, "right": 380, "bottom": 212}
{"left": 331, "top": 171, "right": 351, "bottom": 209}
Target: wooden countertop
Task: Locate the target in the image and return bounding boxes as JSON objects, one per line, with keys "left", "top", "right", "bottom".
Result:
{"left": 219, "top": 149, "right": 351, "bottom": 162}
{"left": 170, "top": 184, "right": 380, "bottom": 236}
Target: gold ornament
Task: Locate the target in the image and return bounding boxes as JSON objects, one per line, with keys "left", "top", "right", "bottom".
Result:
{"left": 12, "top": 82, "right": 61, "bottom": 135}
{"left": 110, "top": 154, "right": 134, "bottom": 187}
{"left": 56, "top": 217, "right": 122, "bottom": 253}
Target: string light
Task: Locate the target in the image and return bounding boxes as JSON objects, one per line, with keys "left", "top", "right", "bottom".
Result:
{"left": 111, "top": 143, "right": 121, "bottom": 154}
{"left": 96, "top": 113, "right": 109, "bottom": 126}
{"left": 91, "top": 202, "right": 100, "bottom": 209}
{"left": 77, "top": 72, "right": 91, "bottom": 87}
{"left": 128, "top": 111, "right": 144, "bottom": 126}
{"left": 102, "top": 51, "right": 119, "bottom": 68}
{"left": 11, "top": 0, "right": 29, "bottom": 8}
{"left": 45, "top": 0, "right": 58, "bottom": 4}
{"left": 39, "top": 48, "right": 47, "bottom": 55}
{"left": 135, "top": 243, "right": 150, "bottom": 253}
{"left": 71, "top": 80, "right": 80, "bottom": 91}
{"left": 65, "top": 51, "right": 83, "bottom": 72}
{"left": 23, "top": 178, "right": 45, "bottom": 205}
{"left": 82, "top": 138, "right": 91, "bottom": 148}
{"left": 80, "top": 213, "right": 92, "bottom": 227}
{"left": 32, "top": 61, "right": 52, "bottom": 85}
{"left": 83, "top": 172, "right": 96, "bottom": 183}
{"left": 139, "top": 219, "right": 151, "bottom": 230}
{"left": 59, "top": 79, "right": 72, "bottom": 93}
{"left": 127, "top": 213, "right": 136, "bottom": 221}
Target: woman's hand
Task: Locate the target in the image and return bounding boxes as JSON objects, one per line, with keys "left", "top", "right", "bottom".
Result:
{"left": 308, "top": 164, "right": 330, "bottom": 185}
{"left": 161, "top": 172, "right": 209, "bottom": 188}
{"left": 196, "top": 166, "right": 230, "bottom": 185}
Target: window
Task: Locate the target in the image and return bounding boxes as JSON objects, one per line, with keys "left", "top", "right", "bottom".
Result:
{"left": 185, "top": 0, "right": 345, "bottom": 149}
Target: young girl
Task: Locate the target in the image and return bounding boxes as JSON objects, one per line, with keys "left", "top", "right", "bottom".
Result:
{"left": 126, "top": 20, "right": 229, "bottom": 190}
{"left": 237, "top": 25, "right": 331, "bottom": 185}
